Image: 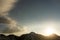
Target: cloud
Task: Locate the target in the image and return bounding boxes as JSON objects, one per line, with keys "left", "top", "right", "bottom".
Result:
{"left": 0, "top": 0, "right": 17, "bottom": 16}
{"left": 0, "top": 0, "right": 28, "bottom": 35}
{"left": 0, "top": 16, "right": 28, "bottom": 35}
{"left": 13, "top": 27, "right": 29, "bottom": 36}
{"left": 0, "top": 17, "right": 22, "bottom": 33}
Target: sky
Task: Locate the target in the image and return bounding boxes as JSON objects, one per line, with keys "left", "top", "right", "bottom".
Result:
{"left": 1, "top": 0, "right": 60, "bottom": 35}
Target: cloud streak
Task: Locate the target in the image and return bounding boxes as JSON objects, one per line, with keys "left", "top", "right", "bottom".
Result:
{"left": 0, "top": 0, "right": 17, "bottom": 16}
{"left": 0, "top": 0, "right": 27, "bottom": 35}
{"left": 0, "top": 16, "right": 21, "bottom": 33}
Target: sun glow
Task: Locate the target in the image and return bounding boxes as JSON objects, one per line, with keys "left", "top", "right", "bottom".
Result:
{"left": 43, "top": 27, "right": 55, "bottom": 36}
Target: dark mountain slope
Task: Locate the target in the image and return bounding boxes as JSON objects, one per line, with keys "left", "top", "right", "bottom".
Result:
{"left": 0, "top": 32, "right": 60, "bottom": 40}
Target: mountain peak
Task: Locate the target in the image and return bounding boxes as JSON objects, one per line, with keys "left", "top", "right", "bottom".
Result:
{"left": 30, "top": 32, "right": 36, "bottom": 34}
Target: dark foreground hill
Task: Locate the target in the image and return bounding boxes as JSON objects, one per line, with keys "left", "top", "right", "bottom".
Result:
{"left": 0, "top": 32, "right": 60, "bottom": 40}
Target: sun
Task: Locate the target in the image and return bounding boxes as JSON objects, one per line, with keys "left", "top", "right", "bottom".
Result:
{"left": 43, "top": 27, "right": 55, "bottom": 36}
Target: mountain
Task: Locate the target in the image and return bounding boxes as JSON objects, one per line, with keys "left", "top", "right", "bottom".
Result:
{"left": 19, "top": 32, "right": 45, "bottom": 40}
{"left": 0, "top": 32, "right": 60, "bottom": 40}
{"left": 7, "top": 35, "right": 19, "bottom": 40}
{"left": 46, "top": 34, "right": 60, "bottom": 40}
{"left": 19, "top": 32, "right": 60, "bottom": 40}
{"left": 0, "top": 34, "right": 7, "bottom": 40}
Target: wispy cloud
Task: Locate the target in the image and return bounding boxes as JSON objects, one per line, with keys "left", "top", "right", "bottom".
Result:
{"left": 0, "top": 0, "right": 28, "bottom": 35}
{"left": 0, "top": 0, "right": 17, "bottom": 16}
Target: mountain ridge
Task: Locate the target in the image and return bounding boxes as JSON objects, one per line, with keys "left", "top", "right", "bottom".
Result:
{"left": 0, "top": 32, "right": 60, "bottom": 40}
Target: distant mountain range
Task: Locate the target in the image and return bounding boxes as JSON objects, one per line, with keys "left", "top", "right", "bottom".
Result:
{"left": 0, "top": 32, "right": 60, "bottom": 40}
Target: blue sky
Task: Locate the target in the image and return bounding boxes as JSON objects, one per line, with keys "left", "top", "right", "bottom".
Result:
{"left": 9, "top": 0, "right": 60, "bottom": 35}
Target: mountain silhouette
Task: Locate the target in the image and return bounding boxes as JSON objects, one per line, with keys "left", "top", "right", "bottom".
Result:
{"left": 46, "top": 34, "right": 60, "bottom": 40}
{"left": 0, "top": 32, "right": 60, "bottom": 40}
{"left": 19, "top": 32, "right": 60, "bottom": 40}
{"left": 20, "top": 32, "right": 45, "bottom": 40}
